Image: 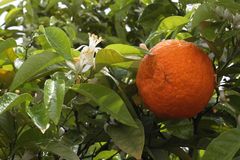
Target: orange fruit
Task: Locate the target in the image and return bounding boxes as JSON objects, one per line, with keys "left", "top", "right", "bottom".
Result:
{"left": 136, "top": 40, "right": 215, "bottom": 118}
{"left": 0, "top": 68, "right": 14, "bottom": 88}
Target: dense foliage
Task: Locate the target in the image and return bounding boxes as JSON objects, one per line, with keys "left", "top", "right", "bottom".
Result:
{"left": 0, "top": 0, "right": 240, "bottom": 159}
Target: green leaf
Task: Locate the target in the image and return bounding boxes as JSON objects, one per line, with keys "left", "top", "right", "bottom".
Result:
{"left": 110, "top": 0, "right": 134, "bottom": 13}
{"left": 222, "top": 30, "right": 240, "bottom": 42}
{"left": 0, "top": 0, "right": 15, "bottom": 7}
{"left": 114, "top": 13, "right": 128, "bottom": 41}
{"left": 140, "top": 0, "right": 152, "bottom": 5}
{"left": 199, "top": 22, "right": 219, "bottom": 41}
{"left": 110, "top": 1, "right": 133, "bottom": 41}
{"left": 0, "top": 38, "right": 16, "bottom": 52}
{"left": 225, "top": 91, "right": 240, "bottom": 114}
{"left": 51, "top": 71, "right": 75, "bottom": 89}
{"left": 94, "top": 150, "right": 118, "bottom": 160}
{"left": 105, "top": 44, "right": 144, "bottom": 56}
{"left": 71, "top": 84, "right": 138, "bottom": 128}
{"left": 163, "top": 120, "right": 193, "bottom": 139}
{"left": 202, "top": 128, "right": 240, "bottom": 160}
{"left": 16, "top": 128, "right": 50, "bottom": 148}
{"left": 24, "top": 0, "right": 35, "bottom": 21}
{"left": 138, "top": 2, "right": 175, "bottom": 33}
{"left": 5, "top": 48, "right": 17, "bottom": 62}
{"left": 42, "top": 142, "right": 79, "bottom": 160}
{"left": 147, "top": 149, "right": 169, "bottom": 160}
{"left": 35, "top": 35, "right": 52, "bottom": 50}
{"left": 145, "top": 31, "right": 164, "bottom": 46}
{"left": 167, "top": 147, "right": 192, "bottom": 160}
{"left": 63, "top": 25, "right": 77, "bottom": 41}
{"left": 0, "top": 112, "right": 15, "bottom": 140}
{"left": 192, "top": 4, "right": 216, "bottom": 28}
{"left": 106, "top": 120, "right": 145, "bottom": 159}
{"left": 158, "top": 16, "right": 189, "bottom": 31}
{"left": 96, "top": 49, "right": 140, "bottom": 71}
{"left": 216, "top": 0, "right": 240, "bottom": 13}
{"left": 227, "top": 95, "right": 240, "bottom": 111}
{"left": 214, "top": 103, "right": 237, "bottom": 120}
{"left": 0, "top": 92, "right": 32, "bottom": 114}
{"left": 175, "top": 32, "right": 192, "bottom": 40}
{"left": 5, "top": 8, "right": 22, "bottom": 27}
{"left": 10, "top": 52, "right": 63, "bottom": 91}
{"left": 218, "top": 63, "right": 240, "bottom": 76}
{"left": 112, "top": 61, "right": 139, "bottom": 70}
{"left": 26, "top": 103, "right": 50, "bottom": 134}
{"left": 45, "top": 0, "right": 58, "bottom": 11}
{"left": 44, "top": 79, "right": 65, "bottom": 125}
{"left": 96, "top": 49, "right": 126, "bottom": 69}
{"left": 179, "top": 0, "right": 203, "bottom": 5}
{"left": 43, "top": 27, "right": 72, "bottom": 60}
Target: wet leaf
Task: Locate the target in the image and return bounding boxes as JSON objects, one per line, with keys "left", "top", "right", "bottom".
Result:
{"left": 0, "top": 92, "right": 32, "bottom": 114}
{"left": 44, "top": 79, "right": 65, "bottom": 125}
{"left": 26, "top": 103, "right": 50, "bottom": 133}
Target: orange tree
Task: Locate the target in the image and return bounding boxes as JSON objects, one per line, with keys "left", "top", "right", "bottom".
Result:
{"left": 0, "top": 0, "right": 240, "bottom": 159}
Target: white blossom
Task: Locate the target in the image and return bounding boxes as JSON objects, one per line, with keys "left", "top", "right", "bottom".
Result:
{"left": 14, "top": 58, "right": 24, "bottom": 69}
{"left": 66, "top": 33, "right": 103, "bottom": 73}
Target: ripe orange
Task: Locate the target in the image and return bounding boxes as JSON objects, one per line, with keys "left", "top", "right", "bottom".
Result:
{"left": 136, "top": 40, "right": 215, "bottom": 118}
